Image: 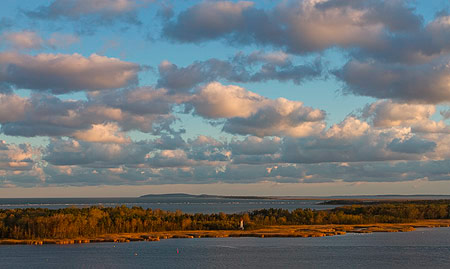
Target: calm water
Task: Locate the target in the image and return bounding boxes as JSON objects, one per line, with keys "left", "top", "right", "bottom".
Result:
{"left": 0, "top": 197, "right": 337, "bottom": 213}
{"left": 1, "top": 228, "right": 450, "bottom": 268}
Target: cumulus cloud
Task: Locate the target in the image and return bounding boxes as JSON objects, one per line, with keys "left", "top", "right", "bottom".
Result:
{"left": 190, "top": 83, "right": 265, "bottom": 118}
{"left": 361, "top": 100, "right": 450, "bottom": 133}
{"left": 153, "top": 134, "right": 187, "bottom": 150}
{"left": 44, "top": 134, "right": 228, "bottom": 169}
{"left": 0, "top": 140, "right": 36, "bottom": 171}
{"left": 362, "top": 100, "right": 435, "bottom": 127}
{"left": 72, "top": 123, "right": 131, "bottom": 143}
{"left": 161, "top": 0, "right": 450, "bottom": 66}
{"left": 1, "top": 31, "right": 44, "bottom": 50}
{"left": 1, "top": 31, "right": 79, "bottom": 51}
{"left": 31, "top": 0, "right": 149, "bottom": 19}
{"left": 369, "top": 13, "right": 450, "bottom": 63}
{"left": 316, "top": 0, "right": 422, "bottom": 31}
{"left": 231, "top": 136, "right": 281, "bottom": 156}
{"left": 0, "top": 91, "right": 177, "bottom": 139}
{"left": 92, "top": 87, "right": 176, "bottom": 115}
{"left": 229, "top": 136, "right": 281, "bottom": 165}
{"left": 1, "top": 79, "right": 449, "bottom": 187}
{"left": 388, "top": 136, "right": 436, "bottom": 154}
{"left": 266, "top": 160, "right": 450, "bottom": 183}
{"left": 0, "top": 94, "right": 28, "bottom": 122}
{"left": 43, "top": 135, "right": 223, "bottom": 170}
{"left": 412, "top": 120, "right": 450, "bottom": 134}
{"left": 44, "top": 138, "right": 152, "bottom": 167}
{"left": 334, "top": 59, "right": 450, "bottom": 103}
{"left": 146, "top": 149, "right": 196, "bottom": 168}
{"left": 89, "top": 87, "right": 180, "bottom": 133}
{"left": 161, "top": 0, "right": 450, "bottom": 108}
{"left": 2, "top": 0, "right": 450, "bottom": 188}
{"left": 222, "top": 100, "right": 326, "bottom": 137}
{"left": 0, "top": 52, "right": 140, "bottom": 93}
{"left": 3, "top": 126, "right": 450, "bottom": 186}
{"left": 163, "top": 1, "right": 254, "bottom": 42}
{"left": 0, "top": 94, "right": 97, "bottom": 137}
{"left": 164, "top": 0, "right": 383, "bottom": 51}
{"left": 281, "top": 117, "right": 429, "bottom": 163}
{"left": 27, "top": 158, "right": 449, "bottom": 186}
{"left": 7, "top": 91, "right": 444, "bottom": 173}
{"left": 277, "top": 114, "right": 448, "bottom": 164}
{"left": 157, "top": 51, "right": 323, "bottom": 93}
{"left": 26, "top": 0, "right": 154, "bottom": 33}
{"left": 163, "top": 0, "right": 434, "bottom": 59}
{"left": 185, "top": 136, "right": 230, "bottom": 163}
{"left": 0, "top": 141, "right": 45, "bottom": 187}
{"left": 190, "top": 82, "right": 326, "bottom": 137}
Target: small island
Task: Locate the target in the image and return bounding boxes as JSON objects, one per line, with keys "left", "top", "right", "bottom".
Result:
{"left": 1, "top": 200, "right": 450, "bottom": 245}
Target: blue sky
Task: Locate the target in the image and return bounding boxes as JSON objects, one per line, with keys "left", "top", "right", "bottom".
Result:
{"left": 0, "top": 0, "right": 450, "bottom": 197}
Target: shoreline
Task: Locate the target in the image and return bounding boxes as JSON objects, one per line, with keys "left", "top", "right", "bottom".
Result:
{"left": 2, "top": 219, "right": 450, "bottom": 245}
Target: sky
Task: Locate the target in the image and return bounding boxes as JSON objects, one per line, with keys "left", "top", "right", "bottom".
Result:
{"left": 0, "top": 0, "right": 450, "bottom": 197}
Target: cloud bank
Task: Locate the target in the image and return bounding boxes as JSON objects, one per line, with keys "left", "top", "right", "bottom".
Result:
{"left": 1, "top": 0, "right": 449, "bottom": 189}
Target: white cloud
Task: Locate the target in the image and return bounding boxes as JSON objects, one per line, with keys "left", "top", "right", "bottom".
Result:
{"left": 72, "top": 123, "right": 131, "bottom": 143}
{"left": 191, "top": 82, "right": 326, "bottom": 137}
{"left": 362, "top": 100, "right": 450, "bottom": 133}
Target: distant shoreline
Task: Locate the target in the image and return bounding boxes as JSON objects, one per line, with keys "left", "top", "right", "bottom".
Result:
{"left": 140, "top": 193, "right": 450, "bottom": 199}
{"left": 2, "top": 220, "right": 450, "bottom": 246}
{"left": 139, "top": 193, "right": 450, "bottom": 205}
{"left": 139, "top": 193, "right": 450, "bottom": 202}
{"left": 2, "top": 194, "right": 450, "bottom": 201}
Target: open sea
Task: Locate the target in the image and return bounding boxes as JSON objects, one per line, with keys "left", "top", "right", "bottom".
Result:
{"left": 1, "top": 227, "right": 450, "bottom": 268}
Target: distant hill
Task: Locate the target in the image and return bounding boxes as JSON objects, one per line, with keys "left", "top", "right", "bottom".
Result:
{"left": 140, "top": 193, "right": 204, "bottom": 198}
{"left": 139, "top": 193, "right": 274, "bottom": 199}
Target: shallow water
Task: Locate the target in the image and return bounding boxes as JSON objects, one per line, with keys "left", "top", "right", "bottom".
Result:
{"left": 1, "top": 228, "right": 450, "bottom": 268}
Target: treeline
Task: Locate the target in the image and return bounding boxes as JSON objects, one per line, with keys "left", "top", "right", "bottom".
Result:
{"left": 1, "top": 202, "right": 449, "bottom": 240}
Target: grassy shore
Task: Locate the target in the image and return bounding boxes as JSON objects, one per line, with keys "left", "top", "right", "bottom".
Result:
{"left": 2, "top": 219, "right": 450, "bottom": 245}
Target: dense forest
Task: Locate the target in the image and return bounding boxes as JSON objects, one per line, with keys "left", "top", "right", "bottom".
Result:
{"left": 1, "top": 201, "right": 450, "bottom": 239}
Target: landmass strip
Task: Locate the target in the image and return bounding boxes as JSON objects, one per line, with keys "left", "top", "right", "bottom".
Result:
{"left": 1, "top": 199, "right": 450, "bottom": 245}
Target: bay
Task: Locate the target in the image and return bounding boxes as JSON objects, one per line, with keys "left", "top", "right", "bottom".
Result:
{"left": 0, "top": 197, "right": 337, "bottom": 213}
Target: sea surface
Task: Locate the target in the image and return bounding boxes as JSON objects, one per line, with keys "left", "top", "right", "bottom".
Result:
{"left": 1, "top": 227, "right": 449, "bottom": 268}
{"left": 0, "top": 197, "right": 338, "bottom": 213}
